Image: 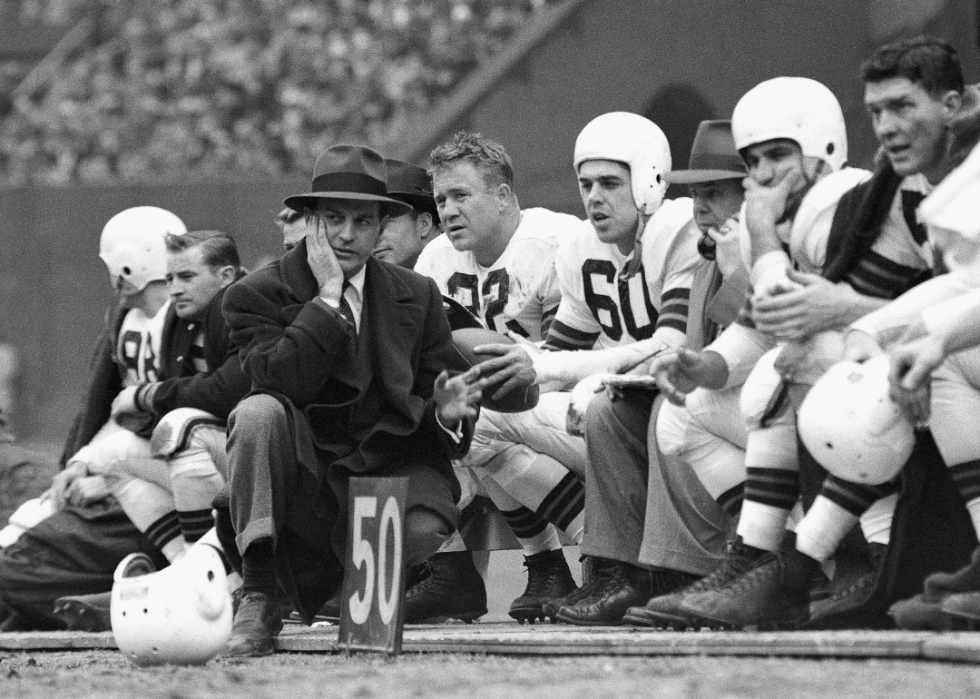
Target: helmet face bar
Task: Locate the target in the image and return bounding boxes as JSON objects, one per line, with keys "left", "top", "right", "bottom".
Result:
{"left": 731, "top": 77, "right": 848, "bottom": 172}
{"left": 574, "top": 112, "right": 672, "bottom": 215}
{"left": 99, "top": 206, "right": 187, "bottom": 294}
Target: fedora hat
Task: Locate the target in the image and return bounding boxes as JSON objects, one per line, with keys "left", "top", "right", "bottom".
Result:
{"left": 284, "top": 144, "right": 412, "bottom": 217}
{"left": 385, "top": 159, "right": 440, "bottom": 224}
{"left": 664, "top": 120, "right": 747, "bottom": 184}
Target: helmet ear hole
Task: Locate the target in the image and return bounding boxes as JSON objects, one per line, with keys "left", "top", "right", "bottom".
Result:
{"left": 122, "top": 266, "right": 131, "bottom": 276}
{"left": 827, "top": 143, "right": 835, "bottom": 155}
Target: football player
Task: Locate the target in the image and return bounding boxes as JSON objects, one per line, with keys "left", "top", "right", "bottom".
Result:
{"left": 469, "top": 112, "right": 705, "bottom": 621}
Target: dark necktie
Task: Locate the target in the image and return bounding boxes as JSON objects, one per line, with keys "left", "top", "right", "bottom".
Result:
{"left": 338, "top": 281, "right": 356, "bottom": 330}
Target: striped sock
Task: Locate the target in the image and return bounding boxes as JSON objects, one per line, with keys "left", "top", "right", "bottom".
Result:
{"left": 738, "top": 467, "right": 799, "bottom": 552}
{"left": 145, "top": 511, "right": 185, "bottom": 562}
{"left": 177, "top": 508, "right": 215, "bottom": 543}
{"left": 536, "top": 471, "right": 585, "bottom": 542}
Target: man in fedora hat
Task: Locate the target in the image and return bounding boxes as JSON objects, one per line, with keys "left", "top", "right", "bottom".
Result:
{"left": 551, "top": 120, "right": 749, "bottom": 625}
{"left": 220, "top": 143, "right": 485, "bottom": 656}
{"left": 374, "top": 159, "right": 442, "bottom": 269}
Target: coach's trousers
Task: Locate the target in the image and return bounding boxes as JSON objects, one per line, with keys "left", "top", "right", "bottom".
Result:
{"left": 583, "top": 391, "right": 731, "bottom": 575}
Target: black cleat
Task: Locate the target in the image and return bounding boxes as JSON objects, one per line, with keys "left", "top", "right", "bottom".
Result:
{"left": 508, "top": 548, "right": 578, "bottom": 624}
{"left": 53, "top": 591, "right": 113, "bottom": 632}
{"left": 404, "top": 552, "right": 487, "bottom": 624}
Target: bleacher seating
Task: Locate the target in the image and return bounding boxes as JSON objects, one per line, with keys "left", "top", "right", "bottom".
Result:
{"left": 0, "top": 0, "right": 555, "bottom": 184}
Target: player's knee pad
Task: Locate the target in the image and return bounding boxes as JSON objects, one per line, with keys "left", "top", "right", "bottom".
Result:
{"left": 458, "top": 410, "right": 511, "bottom": 469}
{"left": 740, "top": 348, "right": 794, "bottom": 431}
{"left": 655, "top": 399, "right": 691, "bottom": 457}
{"left": 151, "top": 408, "right": 224, "bottom": 460}
{"left": 74, "top": 429, "right": 152, "bottom": 476}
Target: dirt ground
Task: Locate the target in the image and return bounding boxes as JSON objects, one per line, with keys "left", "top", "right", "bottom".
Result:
{"left": 0, "top": 650, "right": 977, "bottom": 699}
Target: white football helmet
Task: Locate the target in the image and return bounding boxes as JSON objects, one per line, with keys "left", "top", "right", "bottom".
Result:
{"left": 798, "top": 355, "right": 915, "bottom": 486}
{"left": 111, "top": 545, "right": 232, "bottom": 666}
{"left": 574, "top": 112, "right": 672, "bottom": 215}
{"left": 99, "top": 206, "right": 187, "bottom": 294}
{"left": 732, "top": 77, "right": 847, "bottom": 172}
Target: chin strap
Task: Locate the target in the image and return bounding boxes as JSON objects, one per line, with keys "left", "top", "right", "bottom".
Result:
{"left": 621, "top": 209, "right": 651, "bottom": 280}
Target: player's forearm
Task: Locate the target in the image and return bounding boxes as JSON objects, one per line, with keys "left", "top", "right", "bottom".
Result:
{"left": 830, "top": 286, "right": 890, "bottom": 329}
{"left": 532, "top": 338, "right": 671, "bottom": 385}
{"left": 850, "top": 272, "right": 975, "bottom": 346}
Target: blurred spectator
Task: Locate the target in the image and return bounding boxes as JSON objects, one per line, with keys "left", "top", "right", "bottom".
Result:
{"left": 0, "top": 0, "right": 555, "bottom": 184}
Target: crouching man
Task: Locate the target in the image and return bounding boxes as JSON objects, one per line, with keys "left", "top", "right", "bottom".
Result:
{"left": 221, "top": 144, "right": 483, "bottom": 657}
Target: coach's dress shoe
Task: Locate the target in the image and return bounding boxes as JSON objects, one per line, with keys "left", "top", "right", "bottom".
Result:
{"left": 223, "top": 591, "right": 283, "bottom": 657}
{"left": 403, "top": 552, "right": 487, "bottom": 624}
{"left": 557, "top": 561, "right": 696, "bottom": 626}
{"left": 675, "top": 543, "right": 818, "bottom": 630}
{"left": 53, "top": 591, "right": 113, "bottom": 632}
{"left": 509, "top": 549, "right": 577, "bottom": 624}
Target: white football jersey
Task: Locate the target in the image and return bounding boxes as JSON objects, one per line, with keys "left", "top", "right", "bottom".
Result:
{"left": 115, "top": 301, "right": 170, "bottom": 386}
{"left": 415, "top": 207, "right": 580, "bottom": 341}
{"left": 550, "top": 198, "right": 702, "bottom": 350}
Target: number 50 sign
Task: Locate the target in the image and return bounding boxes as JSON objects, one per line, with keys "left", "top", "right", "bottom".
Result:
{"left": 338, "top": 477, "right": 408, "bottom": 655}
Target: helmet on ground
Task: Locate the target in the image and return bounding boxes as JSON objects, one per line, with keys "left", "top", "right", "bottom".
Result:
{"left": 798, "top": 355, "right": 914, "bottom": 486}
{"left": 99, "top": 206, "right": 187, "bottom": 293}
{"left": 731, "top": 77, "right": 847, "bottom": 172}
{"left": 574, "top": 112, "right": 672, "bottom": 215}
{"left": 110, "top": 545, "right": 232, "bottom": 666}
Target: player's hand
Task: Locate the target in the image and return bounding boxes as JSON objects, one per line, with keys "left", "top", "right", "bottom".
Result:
{"left": 650, "top": 348, "right": 709, "bottom": 406}
{"left": 843, "top": 329, "right": 884, "bottom": 363}
{"left": 65, "top": 475, "right": 111, "bottom": 508}
{"left": 307, "top": 219, "right": 345, "bottom": 304}
{"left": 434, "top": 367, "right": 486, "bottom": 427}
{"left": 705, "top": 216, "right": 743, "bottom": 278}
{"left": 888, "top": 335, "right": 946, "bottom": 427}
{"left": 743, "top": 169, "right": 803, "bottom": 232}
{"left": 752, "top": 270, "right": 847, "bottom": 340}
{"left": 110, "top": 385, "right": 140, "bottom": 417}
{"left": 50, "top": 462, "right": 88, "bottom": 511}
{"left": 471, "top": 332, "right": 538, "bottom": 400}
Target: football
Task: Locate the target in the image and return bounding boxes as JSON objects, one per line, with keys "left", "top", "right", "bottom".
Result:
{"left": 450, "top": 328, "right": 540, "bottom": 413}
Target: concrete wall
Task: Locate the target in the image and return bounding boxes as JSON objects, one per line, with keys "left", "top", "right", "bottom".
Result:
{"left": 426, "top": 0, "right": 980, "bottom": 214}
{"left": 4, "top": 0, "right": 980, "bottom": 443}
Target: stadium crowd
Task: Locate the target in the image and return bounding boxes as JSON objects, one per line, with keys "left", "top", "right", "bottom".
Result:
{"left": 2, "top": 27, "right": 980, "bottom": 664}
{"left": 0, "top": 0, "right": 553, "bottom": 184}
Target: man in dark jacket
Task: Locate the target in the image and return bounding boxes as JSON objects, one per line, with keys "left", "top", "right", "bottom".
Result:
{"left": 221, "top": 144, "right": 483, "bottom": 657}
{"left": 0, "top": 216, "right": 248, "bottom": 631}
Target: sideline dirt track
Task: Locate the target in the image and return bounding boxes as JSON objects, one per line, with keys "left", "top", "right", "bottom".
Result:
{"left": 1, "top": 648, "right": 980, "bottom": 699}
{"left": 2, "top": 625, "right": 980, "bottom": 698}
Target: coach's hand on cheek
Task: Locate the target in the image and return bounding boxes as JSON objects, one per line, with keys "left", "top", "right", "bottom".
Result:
{"left": 308, "top": 221, "right": 345, "bottom": 303}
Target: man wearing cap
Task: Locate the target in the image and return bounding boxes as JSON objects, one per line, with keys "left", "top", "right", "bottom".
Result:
{"left": 220, "top": 144, "right": 484, "bottom": 657}
{"left": 553, "top": 121, "right": 749, "bottom": 625}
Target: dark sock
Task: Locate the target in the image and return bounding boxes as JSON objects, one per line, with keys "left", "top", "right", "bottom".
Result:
{"left": 242, "top": 539, "right": 276, "bottom": 596}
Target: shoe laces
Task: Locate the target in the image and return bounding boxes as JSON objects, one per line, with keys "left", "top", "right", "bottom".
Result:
{"left": 576, "top": 562, "right": 627, "bottom": 605}
{"left": 685, "top": 541, "right": 767, "bottom": 594}
{"left": 522, "top": 553, "right": 566, "bottom": 597}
